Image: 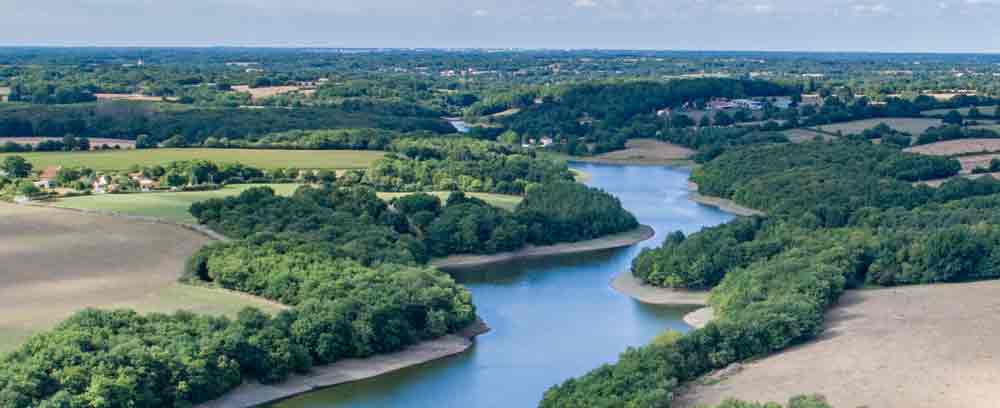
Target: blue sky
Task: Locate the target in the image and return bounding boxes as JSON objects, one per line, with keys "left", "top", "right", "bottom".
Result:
{"left": 3, "top": 0, "right": 1000, "bottom": 52}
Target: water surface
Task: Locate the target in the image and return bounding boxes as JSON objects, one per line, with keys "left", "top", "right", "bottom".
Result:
{"left": 272, "top": 163, "right": 733, "bottom": 408}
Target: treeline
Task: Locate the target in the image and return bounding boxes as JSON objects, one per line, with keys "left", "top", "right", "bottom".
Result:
{"left": 914, "top": 124, "right": 1000, "bottom": 146}
{"left": 544, "top": 140, "right": 1000, "bottom": 406}
{"left": 657, "top": 126, "right": 790, "bottom": 162}
{"left": 360, "top": 138, "right": 573, "bottom": 195}
{"left": 0, "top": 102, "right": 455, "bottom": 146}
{"left": 6, "top": 82, "right": 97, "bottom": 104}
{"left": 0, "top": 134, "right": 98, "bottom": 153}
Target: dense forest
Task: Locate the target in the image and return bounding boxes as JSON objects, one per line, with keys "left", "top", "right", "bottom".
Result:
{"left": 543, "top": 139, "right": 1000, "bottom": 406}
{"left": 190, "top": 181, "right": 637, "bottom": 264}
{"left": 360, "top": 138, "right": 573, "bottom": 194}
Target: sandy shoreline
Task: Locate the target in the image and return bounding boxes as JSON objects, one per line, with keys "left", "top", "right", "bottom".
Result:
{"left": 609, "top": 270, "right": 709, "bottom": 307}
{"left": 431, "top": 225, "right": 655, "bottom": 270}
{"left": 196, "top": 320, "right": 490, "bottom": 408}
{"left": 682, "top": 307, "right": 714, "bottom": 329}
{"left": 686, "top": 183, "right": 764, "bottom": 217}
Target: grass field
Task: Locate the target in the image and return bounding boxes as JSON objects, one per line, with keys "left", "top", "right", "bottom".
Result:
{"left": 813, "top": 118, "right": 942, "bottom": 135}
{"left": 0, "top": 148, "right": 385, "bottom": 172}
{"left": 378, "top": 191, "right": 523, "bottom": 212}
{"left": 0, "top": 204, "right": 284, "bottom": 353}
{"left": 55, "top": 185, "right": 523, "bottom": 223}
{"left": 782, "top": 128, "right": 832, "bottom": 143}
{"left": 54, "top": 184, "right": 301, "bottom": 223}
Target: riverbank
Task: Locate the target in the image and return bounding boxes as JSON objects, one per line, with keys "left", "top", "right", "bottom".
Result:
{"left": 682, "top": 307, "right": 714, "bottom": 329}
{"left": 583, "top": 139, "right": 696, "bottom": 166}
{"left": 196, "top": 320, "right": 490, "bottom": 408}
{"left": 678, "top": 281, "right": 1000, "bottom": 408}
{"left": 687, "top": 182, "right": 764, "bottom": 217}
{"left": 431, "top": 225, "right": 655, "bottom": 270}
{"left": 609, "top": 270, "right": 708, "bottom": 306}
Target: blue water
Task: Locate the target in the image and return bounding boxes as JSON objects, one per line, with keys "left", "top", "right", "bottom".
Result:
{"left": 271, "top": 163, "right": 733, "bottom": 408}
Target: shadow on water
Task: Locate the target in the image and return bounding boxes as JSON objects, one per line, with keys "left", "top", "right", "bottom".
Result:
{"left": 270, "top": 163, "right": 733, "bottom": 408}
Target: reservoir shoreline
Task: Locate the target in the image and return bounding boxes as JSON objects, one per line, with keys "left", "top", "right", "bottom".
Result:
{"left": 196, "top": 320, "right": 490, "bottom": 408}
{"left": 431, "top": 225, "right": 655, "bottom": 270}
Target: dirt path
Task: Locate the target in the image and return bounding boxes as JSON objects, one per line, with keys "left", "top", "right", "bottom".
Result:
{"left": 679, "top": 281, "right": 1000, "bottom": 408}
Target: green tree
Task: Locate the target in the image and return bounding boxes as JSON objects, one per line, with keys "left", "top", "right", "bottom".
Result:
{"left": 942, "top": 110, "right": 964, "bottom": 126}
{"left": 1, "top": 155, "right": 32, "bottom": 178}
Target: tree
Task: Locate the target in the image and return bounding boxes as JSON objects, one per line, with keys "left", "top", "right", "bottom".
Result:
{"left": 714, "top": 111, "right": 735, "bottom": 126}
{"left": 498, "top": 130, "right": 520, "bottom": 145}
{"left": 1, "top": 155, "right": 32, "bottom": 178}
{"left": 135, "top": 134, "right": 155, "bottom": 149}
{"left": 943, "top": 110, "right": 964, "bottom": 126}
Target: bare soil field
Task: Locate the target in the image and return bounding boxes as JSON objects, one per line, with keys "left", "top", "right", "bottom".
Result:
{"left": 0, "top": 204, "right": 282, "bottom": 352}
{"left": 814, "top": 118, "right": 942, "bottom": 135}
{"left": 679, "top": 281, "right": 1000, "bottom": 408}
{"left": 1, "top": 136, "right": 136, "bottom": 149}
{"left": 588, "top": 139, "right": 694, "bottom": 165}
{"left": 905, "top": 138, "right": 1000, "bottom": 156}
{"left": 232, "top": 85, "right": 312, "bottom": 100}
{"left": 955, "top": 154, "right": 1000, "bottom": 174}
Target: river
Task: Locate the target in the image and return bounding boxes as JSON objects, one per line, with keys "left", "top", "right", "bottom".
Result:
{"left": 270, "top": 163, "right": 734, "bottom": 408}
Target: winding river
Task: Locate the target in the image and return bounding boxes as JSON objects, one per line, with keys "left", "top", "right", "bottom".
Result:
{"left": 270, "top": 163, "right": 734, "bottom": 408}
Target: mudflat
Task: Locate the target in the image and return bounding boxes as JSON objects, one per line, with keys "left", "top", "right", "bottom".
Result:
{"left": 679, "top": 281, "right": 1000, "bottom": 408}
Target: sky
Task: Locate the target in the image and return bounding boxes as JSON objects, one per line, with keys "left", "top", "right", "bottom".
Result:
{"left": 3, "top": 0, "right": 1000, "bottom": 52}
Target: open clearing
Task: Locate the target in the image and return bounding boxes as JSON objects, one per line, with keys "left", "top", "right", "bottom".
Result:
{"left": 55, "top": 186, "right": 522, "bottom": 223}
{"left": 594, "top": 138, "right": 694, "bottom": 164}
{"left": 0, "top": 204, "right": 283, "bottom": 353}
{"left": 587, "top": 139, "right": 694, "bottom": 165}
{"left": 232, "top": 85, "right": 313, "bottom": 100}
{"left": 905, "top": 138, "right": 1000, "bottom": 156}
{"left": 1, "top": 136, "right": 136, "bottom": 149}
{"left": 781, "top": 128, "right": 831, "bottom": 143}
{"left": 679, "top": 281, "right": 1000, "bottom": 408}
{"left": 814, "top": 118, "right": 942, "bottom": 135}
{"left": 378, "top": 191, "right": 522, "bottom": 212}
{"left": 54, "top": 184, "right": 301, "bottom": 223}
{"left": 923, "top": 106, "right": 999, "bottom": 117}
{"left": 0, "top": 148, "right": 384, "bottom": 171}
{"left": 955, "top": 154, "right": 1000, "bottom": 174}
{"left": 94, "top": 93, "right": 168, "bottom": 102}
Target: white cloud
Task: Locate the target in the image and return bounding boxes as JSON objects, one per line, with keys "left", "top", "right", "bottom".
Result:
{"left": 473, "top": 9, "right": 489, "bottom": 16}
{"left": 572, "top": 0, "right": 599, "bottom": 8}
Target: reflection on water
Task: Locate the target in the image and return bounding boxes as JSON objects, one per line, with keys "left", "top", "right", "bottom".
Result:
{"left": 270, "top": 163, "right": 733, "bottom": 408}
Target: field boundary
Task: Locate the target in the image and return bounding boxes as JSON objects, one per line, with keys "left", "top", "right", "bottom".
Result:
{"left": 22, "top": 202, "right": 229, "bottom": 241}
